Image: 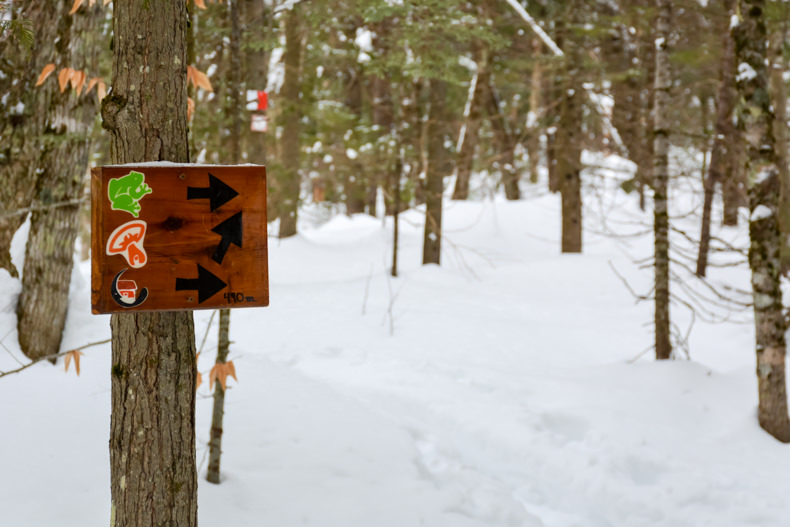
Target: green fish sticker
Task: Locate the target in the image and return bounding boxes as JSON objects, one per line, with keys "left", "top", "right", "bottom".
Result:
{"left": 108, "top": 171, "right": 152, "bottom": 218}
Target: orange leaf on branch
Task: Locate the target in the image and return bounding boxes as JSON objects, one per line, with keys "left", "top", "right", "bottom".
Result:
{"left": 71, "top": 70, "right": 86, "bottom": 95}
{"left": 58, "top": 68, "right": 73, "bottom": 93}
{"left": 97, "top": 80, "right": 107, "bottom": 101}
{"left": 187, "top": 65, "right": 213, "bottom": 92}
{"left": 195, "top": 352, "right": 202, "bottom": 391}
{"left": 35, "top": 64, "right": 56, "bottom": 87}
{"left": 68, "top": 0, "right": 84, "bottom": 15}
{"left": 64, "top": 350, "right": 85, "bottom": 376}
{"left": 194, "top": 0, "right": 207, "bottom": 9}
{"left": 86, "top": 77, "right": 99, "bottom": 94}
{"left": 187, "top": 97, "right": 195, "bottom": 121}
{"left": 209, "top": 360, "right": 238, "bottom": 391}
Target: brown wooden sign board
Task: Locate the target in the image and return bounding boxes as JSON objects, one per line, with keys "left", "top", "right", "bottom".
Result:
{"left": 91, "top": 164, "right": 268, "bottom": 314}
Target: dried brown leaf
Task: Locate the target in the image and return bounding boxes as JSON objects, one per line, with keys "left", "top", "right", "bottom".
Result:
{"left": 58, "top": 68, "right": 72, "bottom": 93}
{"left": 72, "top": 70, "right": 86, "bottom": 95}
{"left": 64, "top": 350, "right": 85, "bottom": 376}
{"left": 97, "top": 80, "right": 106, "bottom": 101}
{"left": 226, "top": 360, "right": 237, "bottom": 383}
{"left": 35, "top": 64, "right": 56, "bottom": 87}
{"left": 69, "top": 0, "right": 84, "bottom": 15}
{"left": 194, "top": 0, "right": 207, "bottom": 9}
{"left": 208, "top": 362, "right": 237, "bottom": 391}
{"left": 86, "top": 77, "right": 99, "bottom": 94}
{"left": 194, "top": 69, "right": 213, "bottom": 92}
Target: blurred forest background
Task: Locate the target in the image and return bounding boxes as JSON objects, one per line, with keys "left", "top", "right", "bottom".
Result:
{"left": 2, "top": 0, "right": 790, "bottom": 443}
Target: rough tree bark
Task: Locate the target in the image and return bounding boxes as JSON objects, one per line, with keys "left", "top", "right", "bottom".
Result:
{"left": 653, "top": 0, "right": 672, "bottom": 360}
{"left": 696, "top": 0, "right": 737, "bottom": 277}
{"left": 733, "top": 0, "right": 790, "bottom": 442}
{"left": 769, "top": 25, "right": 790, "bottom": 274}
{"left": 278, "top": 4, "right": 302, "bottom": 238}
{"left": 16, "top": 3, "right": 100, "bottom": 360}
{"left": 0, "top": 0, "right": 71, "bottom": 276}
{"left": 100, "top": 0, "right": 198, "bottom": 524}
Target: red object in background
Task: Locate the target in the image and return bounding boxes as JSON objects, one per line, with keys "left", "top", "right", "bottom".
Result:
{"left": 257, "top": 91, "right": 268, "bottom": 111}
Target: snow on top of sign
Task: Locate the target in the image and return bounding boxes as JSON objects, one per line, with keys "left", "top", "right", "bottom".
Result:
{"left": 103, "top": 162, "right": 263, "bottom": 168}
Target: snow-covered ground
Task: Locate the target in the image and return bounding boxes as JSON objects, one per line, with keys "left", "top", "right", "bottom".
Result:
{"left": 1, "top": 161, "right": 788, "bottom": 527}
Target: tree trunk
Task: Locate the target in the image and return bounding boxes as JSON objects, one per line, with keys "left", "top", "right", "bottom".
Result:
{"left": 556, "top": 6, "right": 583, "bottom": 253}
{"left": 392, "top": 158, "right": 401, "bottom": 277}
{"left": 101, "top": 0, "right": 198, "bottom": 523}
{"left": 525, "top": 38, "right": 543, "bottom": 185}
{"left": 278, "top": 5, "right": 302, "bottom": 238}
{"left": 546, "top": 21, "right": 563, "bottom": 195}
{"left": 696, "top": 0, "right": 737, "bottom": 277}
{"left": 207, "top": 308, "right": 231, "bottom": 483}
{"left": 16, "top": 3, "right": 99, "bottom": 360}
{"left": 770, "top": 28, "right": 790, "bottom": 274}
{"left": 733, "top": 0, "right": 790, "bottom": 442}
{"left": 206, "top": 0, "right": 243, "bottom": 485}
{"left": 243, "top": 0, "right": 270, "bottom": 166}
{"left": 721, "top": 146, "right": 745, "bottom": 226}
{"left": 0, "top": 0, "right": 72, "bottom": 276}
{"left": 653, "top": 0, "right": 672, "bottom": 360}
{"left": 453, "top": 60, "right": 486, "bottom": 201}
{"left": 344, "top": 64, "right": 366, "bottom": 215}
{"left": 423, "top": 79, "right": 451, "bottom": 265}
{"left": 485, "top": 78, "right": 520, "bottom": 200}
{"left": 367, "top": 26, "right": 395, "bottom": 215}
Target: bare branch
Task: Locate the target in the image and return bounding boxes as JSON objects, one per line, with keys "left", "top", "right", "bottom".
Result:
{"left": 0, "top": 338, "right": 110, "bottom": 379}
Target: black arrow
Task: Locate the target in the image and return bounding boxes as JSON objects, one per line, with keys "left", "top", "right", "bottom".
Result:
{"left": 211, "top": 211, "right": 243, "bottom": 264}
{"left": 187, "top": 173, "right": 239, "bottom": 211}
{"left": 175, "top": 264, "right": 227, "bottom": 303}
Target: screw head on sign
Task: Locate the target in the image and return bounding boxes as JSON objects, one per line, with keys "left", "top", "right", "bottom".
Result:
{"left": 188, "top": 297, "right": 194, "bottom": 302}
{"left": 179, "top": 173, "right": 185, "bottom": 180}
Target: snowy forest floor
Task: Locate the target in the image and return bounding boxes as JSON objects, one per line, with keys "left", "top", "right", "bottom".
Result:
{"left": 1, "top": 156, "right": 789, "bottom": 526}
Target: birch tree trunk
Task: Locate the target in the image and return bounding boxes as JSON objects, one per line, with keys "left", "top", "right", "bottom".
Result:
{"left": 453, "top": 57, "right": 486, "bottom": 201}
{"left": 653, "top": 0, "right": 672, "bottom": 360}
{"left": 733, "top": 0, "right": 790, "bottom": 442}
{"left": 101, "top": 0, "right": 198, "bottom": 523}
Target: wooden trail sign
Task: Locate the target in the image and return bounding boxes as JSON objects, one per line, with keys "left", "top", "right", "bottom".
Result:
{"left": 91, "top": 164, "right": 268, "bottom": 314}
